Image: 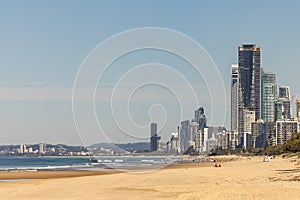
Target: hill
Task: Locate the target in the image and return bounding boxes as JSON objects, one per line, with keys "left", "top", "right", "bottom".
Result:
{"left": 88, "top": 142, "right": 150, "bottom": 152}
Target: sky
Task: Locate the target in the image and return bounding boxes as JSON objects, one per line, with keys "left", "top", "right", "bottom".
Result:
{"left": 0, "top": 0, "right": 300, "bottom": 145}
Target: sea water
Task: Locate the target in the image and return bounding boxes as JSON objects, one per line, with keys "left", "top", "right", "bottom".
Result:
{"left": 0, "top": 156, "right": 187, "bottom": 172}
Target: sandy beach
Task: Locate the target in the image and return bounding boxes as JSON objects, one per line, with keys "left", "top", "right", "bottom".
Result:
{"left": 0, "top": 156, "right": 299, "bottom": 200}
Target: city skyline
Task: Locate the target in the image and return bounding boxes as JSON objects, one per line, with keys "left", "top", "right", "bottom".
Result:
{"left": 1, "top": 1, "right": 300, "bottom": 145}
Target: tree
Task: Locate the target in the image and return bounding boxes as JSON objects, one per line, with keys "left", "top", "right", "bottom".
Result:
{"left": 266, "top": 132, "right": 300, "bottom": 155}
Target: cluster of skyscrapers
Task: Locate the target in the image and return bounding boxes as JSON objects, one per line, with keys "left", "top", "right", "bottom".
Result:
{"left": 17, "top": 143, "right": 46, "bottom": 154}
{"left": 150, "top": 107, "right": 227, "bottom": 154}
{"left": 149, "top": 44, "right": 300, "bottom": 154}
{"left": 231, "top": 44, "right": 300, "bottom": 149}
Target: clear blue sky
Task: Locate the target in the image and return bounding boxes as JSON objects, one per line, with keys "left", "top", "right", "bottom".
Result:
{"left": 0, "top": 0, "right": 299, "bottom": 145}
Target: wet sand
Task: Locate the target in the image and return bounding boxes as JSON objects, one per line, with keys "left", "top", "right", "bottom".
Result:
{"left": 0, "top": 170, "right": 120, "bottom": 180}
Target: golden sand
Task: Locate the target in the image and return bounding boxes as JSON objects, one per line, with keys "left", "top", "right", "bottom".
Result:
{"left": 0, "top": 170, "right": 119, "bottom": 180}
{"left": 0, "top": 156, "right": 299, "bottom": 200}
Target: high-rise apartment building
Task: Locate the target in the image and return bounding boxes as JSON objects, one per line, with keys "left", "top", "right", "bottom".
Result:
{"left": 19, "top": 144, "right": 24, "bottom": 154}
{"left": 265, "top": 122, "right": 276, "bottom": 146}
{"left": 150, "top": 123, "right": 159, "bottom": 152}
{"left": 190, "top": 122, "right": 198, "bottom": 145}
{"left": 39, "top": 143, "right": 46, "bottom": 154}
{"left": 261, "top": 69, "right": 276, "bottom": 122}
{"left": 195, "top": 129, "right": 202, "bottom": 153}
{"left": 231, "top": 64, "right": 239, "bottom": 132}
{"left": 278, "top": 86, "right": 291, "bottom": 119}
{"left": 275, "top": 120, "right": 299, "bottom": 145}
{"left": 170, "top": 132, "right": 179, "bottom": 154}
{"left": 202, "top": 127, "right": 209, "bottom": 153}
{"left": 251, "top": 119, "right": 264, "bottom": 148}
{"left": 194, "top": 107, "right": 207, "bottom": 150}
{"left": 242, "top": 109, "right": 256, "bottom": 149}
{"left": 275, "top": 100, "right": 283, "bottom": 121}
{"left": 238, "top": 44, "right": 261, "bottom": 121}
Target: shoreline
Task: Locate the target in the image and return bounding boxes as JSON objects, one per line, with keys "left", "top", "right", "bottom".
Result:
{"left": 0, "top": 155, "right": 248, "bottom": 181}
{"left": 0, "top": 155, "right": 237, "bottom": 174}
{"left": 0, "top": 156, "right": 299, "bottom": 199}
{"left": 0, "top": 163, "right": 213, "bottom": 181}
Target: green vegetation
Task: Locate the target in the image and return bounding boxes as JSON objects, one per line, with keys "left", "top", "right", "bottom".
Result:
{"left": 212, "top": 147, "right": 264, "bottom": 156}
{"left": 266, "top": 132, "right": 300, "bottom": 156}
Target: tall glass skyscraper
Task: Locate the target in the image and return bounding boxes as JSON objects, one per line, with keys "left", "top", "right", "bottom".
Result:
{"left": 150, "top": 122, "right": 158, "bottom": 151}
{"left": 261, "top": 69, "right": 276, "bottom": 122}
{"left": 179, "top": 120, "right": 191, "bottom": 153}
{"left": 236, "top": 44, "right": 261, "bottom": 147}
{"left": 194, "top": 107, "right": 207, "bottom": 132}
{"left": 238, "top": 44, "right": 261, "bottom": 121}
{"left": 275, "top": 100, "right": 283, "bottom": 121}
{"left": 194, "top": 107, "right": 207, "bottom": 150}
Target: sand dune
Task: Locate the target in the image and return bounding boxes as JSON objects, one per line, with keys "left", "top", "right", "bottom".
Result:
{"left": 0, "top": 156, "right": 299, "bottom": 200}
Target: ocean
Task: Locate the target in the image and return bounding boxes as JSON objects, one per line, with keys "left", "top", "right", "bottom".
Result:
{"left": 0, "top": 156, "right": 193, "bottom": 172}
